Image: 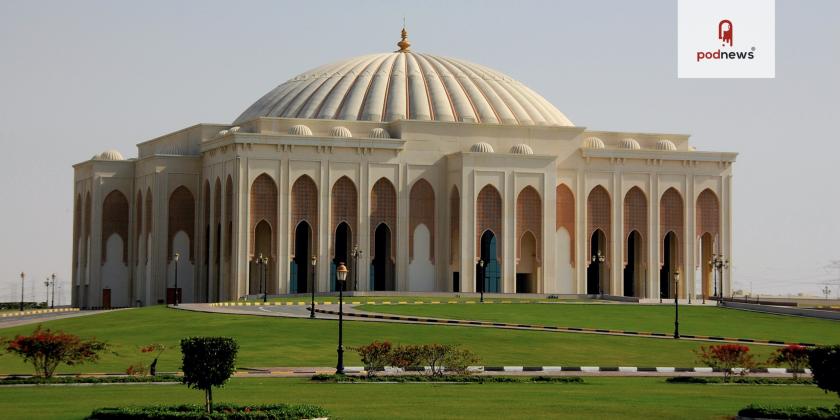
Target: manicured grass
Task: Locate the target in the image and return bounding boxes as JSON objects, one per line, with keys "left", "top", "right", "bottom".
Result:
{"left": 255, "top": 295, "right": 567, "bottom": 304}
{"left": 358, "top": 303, "right": 840, "bottom": 345}
{"left": 0, "top": 377, "right": 834, "bottom": 420}
{"left": 0, "top": 306, "right": 777, "bottom": 374}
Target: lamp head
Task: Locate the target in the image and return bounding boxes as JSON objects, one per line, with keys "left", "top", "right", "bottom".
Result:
{"left": 20, "top": 272, "right": 24, "bottom": 279}
{"left": 311, "top": 255, "right": 317, "bottom": 266}
{"left": 336, "top": 262, "right": 349, "bottom": 282}
{"left": 174, "top": 253, "right": 180, "bottom": 262}
{"left": 479, "top": 259, "right": 484, "bottom": 268}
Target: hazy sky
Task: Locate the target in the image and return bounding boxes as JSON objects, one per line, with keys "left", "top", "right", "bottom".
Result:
{"left": 1, "top": 0, "right": 838, "bottom": 302}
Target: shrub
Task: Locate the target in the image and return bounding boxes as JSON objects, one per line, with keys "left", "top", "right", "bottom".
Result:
{"left": 808, "top": 345, "right": 840, "bottom": 398}
{"left": 86, "top": 403, "right": 328, "bottom": 419}
{"left": 738, "top": 404, "right": 840, "bottom": 420}
{"left": 125, "top": 362, "right": 148, "bottom": 376}
{"left": 417, "top": 343, "right": 451, "bottom": 376}
{"left": 0, "top": 375, "right": 181, "bottom": 385}
{"left": 441, "top": 346, "right": 480, "bottom": 375}
{"left": 310, "top": 374, "right": 583, "bottom": 384}
{"left": 352, "top": 340, "right": 392, "bottom": 377}
{"left": 666, "top": 376, "right": 813, "bottom": 385}
{"left": 388, "top": 344, "right": 425, "bottom": 370}
{"left": 695, "top": 344, "right": 756, "bottom": 382}
{"left": 180, "top": 337, "right": 238, "bottom": 413}
{"left": 4, "top": 325, "right": 108, "bottom": 378}
{"left": 769, "top": 345, "right": 810, "bottom": 379}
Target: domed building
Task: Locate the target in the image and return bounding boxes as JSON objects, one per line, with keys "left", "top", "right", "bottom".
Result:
{"left": 71, "top": 29, "right": 736, "bottom": 308}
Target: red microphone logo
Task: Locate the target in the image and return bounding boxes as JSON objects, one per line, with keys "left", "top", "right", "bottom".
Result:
{"left": 718, "top": 19, "right": 733, "bottom": 47}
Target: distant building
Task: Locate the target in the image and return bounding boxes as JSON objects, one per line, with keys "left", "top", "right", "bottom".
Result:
{"left": 71, "top": 30, "right": 735, "bottom": 308}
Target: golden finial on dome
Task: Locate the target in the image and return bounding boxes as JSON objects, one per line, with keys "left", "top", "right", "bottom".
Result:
{"left": 396, "top": 23, "right": 411, "bottom": 52}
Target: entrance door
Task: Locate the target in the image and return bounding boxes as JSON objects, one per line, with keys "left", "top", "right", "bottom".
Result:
{"left": 372, "top": 223, "right": 394, "bottom": 291}
{"left": 102, "top": 288, "right": 111, "bottom": 309}
{"left": 293, "top": 221, "right": 312, "bottom": 294}
{"left": 479, "top": 230, "right": 501, "bottom": 293}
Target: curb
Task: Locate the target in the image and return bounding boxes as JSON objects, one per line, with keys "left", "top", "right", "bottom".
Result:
{"left": 313, "top": 308, "right": 817, "bottom": 347}
{"left": 0, "top": 308, "right": 79, "bottom": 318}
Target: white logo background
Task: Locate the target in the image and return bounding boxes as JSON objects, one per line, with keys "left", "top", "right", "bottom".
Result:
{"left": 678, "top": 0, "right": 775, "bottom": 78}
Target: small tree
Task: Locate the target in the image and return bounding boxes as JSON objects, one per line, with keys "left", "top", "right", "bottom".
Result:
{"left": 180, "top": 337, "right": 238, "bottom": 413}
{"left": 4, "top": 325, "right": 107, "bottom": 378}
{"left": 417, "top": 344, "right": 451, "bottom": 376}
{"left": 352, "top": 341, "right": 392, "bottom": 377}
{"left": 140, "top": 343, "right": 166, "bottom": 376}
{"left": 808, "top": 345, "right": 840, "bottom": 398}
{"left": 442, "top": 346, "right": 480, "bottom": 376}
{"left": 388, "top": 344, "right": 425, "bottom": 371}
{"left": 768, "top": 344, "right": 810, "bottom": 379}
{"left": 695, "top": 344, "right": 756, "bottom": 382}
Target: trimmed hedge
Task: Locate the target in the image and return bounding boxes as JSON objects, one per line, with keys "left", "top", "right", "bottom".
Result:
{"left": 86, "top": 403, "right": 328, "bottom": 419}
{"left": 737, "top": 404, "right": 840, "bottom": 419}
{"left": 666, "top": 376, "right": 814, "bottom": 385}
{"left": 0, "top": 375, "right": 182, "bottom": 385}
{"left": 311, "top": 374, "right": 583, "bottom": 384}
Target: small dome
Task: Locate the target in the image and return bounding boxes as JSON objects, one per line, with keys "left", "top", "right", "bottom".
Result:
{"left": 689, "top": 145, "right": 697, "bottom": 151}
{"left": 328, "top": 126, "right": 352, "bottom": 138}
{"left": 619, "top": 138, "right": 641, "bottom": 150}
{"left": 510, "top": 144, "right": 534, "bottom": 155}
{"left": 656, "top": 139, "right": 677, "bottom": 151}
{"left": 368, "top": 128, "right": 391, "bottom": 139}
{"left": 96, "top": 149, "right": 124, "bottom": 161}
{"left": 583, "top": 137, "right": 605, "bottom": 149}
{"left": 470, "top": 142, "right": 494, "bottom": 153}
{"left": 229, "top": 126, "right": 240, "bottom": 133}
{"left": 217, "top": 129, "right": 229, "bottom": 137}
{"left": 288, "top": 125, "right": 313, "bottom": 136}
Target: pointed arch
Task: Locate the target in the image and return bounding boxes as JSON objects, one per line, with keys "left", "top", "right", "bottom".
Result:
{"left": 331, "top": 176, "right": 357, "bottom": 257}
{"left": 102, "top": 189, "right": 129, "bottom": 264}
{"left": 623, "top": 186, "right": 647, "bottom": 266}
{"left": 696, "top": 189, "right": 720, "bottom": 239}
{"left": 370, "top": 177, "right": 397, "bottom": 262}
{"left": 168, "top": 186, "right": 195, "bottom": 262}
{"left": 659, "top": 187, "right": 684, "bottom": 268}
{"left": 144, "top": 187, "right": 152, "bottom": 264}
{"left": 587, "top": 185, "right": 611, "bottom": 266}
{"left": 516, "top": 186, "right": 541, "bottom": 264}
{"left": 476, "top": 184, "right": 502, "bottom": 260}
{"left": 249, "top": 173, "right": 277, "bottom": 258}
{"left": 409, "top": 178, "right": 435, "bottom": 262}
{"left": 134, "top": 190, "right": 142, "bottom": 266}
{"left": 225, "top": 176, "right": 233, "bottom": 262}
{"left": 291, "top": 174, "right": 318, "bottom": 256}
{"left": 73, "top": 193, "right": 81, "bottom": 270}
{"left": 556, "top": 184, "right": 575, "bottom": 266}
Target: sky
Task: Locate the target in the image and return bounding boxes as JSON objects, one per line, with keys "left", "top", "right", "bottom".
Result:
{"left": 0, "top": 0, "right": 838, "bottom": 302}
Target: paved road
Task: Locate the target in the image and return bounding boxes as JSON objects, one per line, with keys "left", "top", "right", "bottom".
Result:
{"left": 0, "top": 309, "right": 124, "bottom": 329}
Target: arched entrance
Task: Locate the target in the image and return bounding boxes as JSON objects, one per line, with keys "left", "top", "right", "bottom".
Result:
{"left": 478, "top": 230, "right": 501, "bottom": 293}
{"left": 700, "top": 232, "right": 714, "bottom": 298}
{"left": 293, "top": 221, "right": 312, "bottom": 293}
{"left": 516, "top": 231, "right": 537, "bottom": 293}
{"left": 250, "top": 220, "right": 272, "bottom": 295}
{"left": 624, "top": 231, "right": 643, "bottom": 297}
{"left": 660, "top": 231, "right": 678, "bottom": 299}
{"left": 333, "top": 222, "right": 352, "bottom": 291}
{"left": 587, "top": 229, "right": 607, "bottom": 294}
{"left": 372, "top": 223, "right": 395, "bottom": 291}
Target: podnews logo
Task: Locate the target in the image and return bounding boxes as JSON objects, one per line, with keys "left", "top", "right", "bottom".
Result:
{"left": 695, "top": 19, "right": 756, "bottom": 62}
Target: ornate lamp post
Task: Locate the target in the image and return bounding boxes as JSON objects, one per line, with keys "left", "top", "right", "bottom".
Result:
{"left": 674, "top": 269, "right": 681, "bottom": 339}
{"left": 592, "top": 250, "right": 606, "bottom": 296}
{"left": 261, "top": 254, "right": 269, "bottom": 303}
{"left": 20, "top": 272, "right": 25, "bottom": 311}
{"left": 335, "top": 262, "right": 349, "bottom": 375}
{"left": 710, "top": 254, "right": 729, "bottom": 306}
{"left": 310, "top": 255, "right": 317, "bottom": 319}
{"left": 351, "top": 245, "right": 362, "bottom": 291}
{"left": 51, "top": 273, "right": 56, "bottom": 308}
{"left": 44, "top": 278, "right": 50, "bottom": 306}
{"left": 478, "top": 259, "right": 485, "bottom": 303}
{"left": 173, "top": 253, "right": 180, "bottom": 306}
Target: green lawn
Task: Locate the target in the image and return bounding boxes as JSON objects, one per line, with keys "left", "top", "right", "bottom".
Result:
{"left": 0, "top": 377, "right": 834, "bottom": 420}
{"left": 357, "top": 303, "right": 840, "bottom": 345}
{"left": 0, "top": 306, "right": 779, "bottom": 374}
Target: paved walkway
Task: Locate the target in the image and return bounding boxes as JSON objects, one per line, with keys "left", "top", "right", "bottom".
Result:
{"left": 0, "top": 308, "right": 122, "bottom": 329}
{"left": 175, "top": 303, "right": 811, "bottom": 347}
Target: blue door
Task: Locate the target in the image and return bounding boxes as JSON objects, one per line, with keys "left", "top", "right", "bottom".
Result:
{"left": 485, "top": 235, "right": 500, "bottom": 292}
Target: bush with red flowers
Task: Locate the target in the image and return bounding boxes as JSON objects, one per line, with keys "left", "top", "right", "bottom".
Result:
{"left": 4, "top": 325, "right": 108, "bottom": 378}
{"left": 695, "top": 344, "right": 757, "bottom": 382}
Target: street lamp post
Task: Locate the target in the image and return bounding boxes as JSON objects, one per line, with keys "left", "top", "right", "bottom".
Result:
{"left": 592, "top": 250, "right": 606, "bottom": 297}
{"left": 351, "top": 245, "right": 362, "bottom": 291}
{"left": 710, "top": 254, "right": 729, "bottom": 306}
{"left": 51, "top": 273, "right": 56, "bottom": 308}
{"left": 310, "top": 255, "right": 317, "bottom": 319}
{"left": 478, "top": 260, "right": 485, "bottom": 303}
{"left": 261, "top": 255, "right": 269, "bottom": 303}
{"left": 173, "top": 253, "right": 180, "bottom": 306}
{"left": 20, "top": 272, "right": 25, "bottom": 312}
{"left": 335, "top": 262, "right": 349, "bottom": 375}
{"left": 44, "top": 278, "right": 50, "bottom": 306}
{"left": 674, "top": 269, "right": 681, "bottom": 339}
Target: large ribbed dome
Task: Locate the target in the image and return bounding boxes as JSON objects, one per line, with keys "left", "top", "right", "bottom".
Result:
{"left": 235, "top": 49, "right": 573, "bottom": 127}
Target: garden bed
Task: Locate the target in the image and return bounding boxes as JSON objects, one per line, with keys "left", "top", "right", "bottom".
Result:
{"left": 86, "top": 403, "right": 328, "bottom": 419}
{"left": 311, "top": 374, "right": 583, "bottom": 384}
{"left": 666, "top": 377, "right": 814, "bottom": 385}
{"left": 0, "top": 375, "right": 182, "bottom": 386}
{"left": 737, "top": 404, "right": 840, "bottom": 419}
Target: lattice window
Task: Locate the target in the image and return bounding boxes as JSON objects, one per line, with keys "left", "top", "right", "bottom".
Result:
{"left": 476, "top": 185, "right": 502, "bottom": 260}
{"left": 370, "top": 178, "right": 396, "bottom": 260}
{"left": 249, "top": 174, "right": 277, "bottom": 258}
{"left": 101, "top": 190, "right": 129, "bottom": 264}
{"left": 291, "top": 175, "right": 318, "bottom": 256}
{"left": 516, "top": 186, "right": 541, "bottom": 264}
{"left": 450, "top": 187, "right": 460, "bottom": 265}
{"left": 623, "top": 187, "right": 647, "bottom": 266}
{"left": 409, "top": 179, "right": 435, "bottom": 262}
{"left": 168, "top": 186, "right": 195, "bottom": 262}
{"left": 331, "top": 176, "right": 358, "bottom": 256}
{"left": 587, "top": 185, "right": 611, "bottom": 266}
{"left": 696, "top": 189, "right": 720, "bottom": 239}
{"left": 659, "top": 188, "right": 684, "bottom": 267}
